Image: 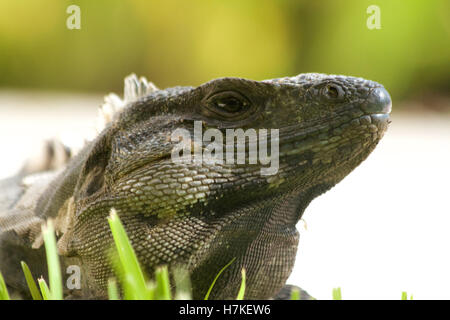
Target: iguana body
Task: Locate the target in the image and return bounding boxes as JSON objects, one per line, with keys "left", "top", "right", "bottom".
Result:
{"left": 0, "top": 73, "right": 391, "bottom": 299}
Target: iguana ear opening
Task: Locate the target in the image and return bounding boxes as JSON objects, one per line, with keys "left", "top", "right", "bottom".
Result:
{"left": 76, "top": 134, "right": 112, "bottom": 199}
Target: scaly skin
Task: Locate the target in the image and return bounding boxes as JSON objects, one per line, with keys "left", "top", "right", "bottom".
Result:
{"left": 0, "top": 73, "right": 391, "bottom": 299}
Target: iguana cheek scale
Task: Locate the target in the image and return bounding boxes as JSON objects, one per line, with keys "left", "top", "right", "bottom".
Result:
{"left": 0, "top": 73, "right": 391, "bottom": 299}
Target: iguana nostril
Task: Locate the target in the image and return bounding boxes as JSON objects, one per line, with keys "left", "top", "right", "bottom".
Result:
{"left": 362, "top": 87, "right": 392, "bottom": 114}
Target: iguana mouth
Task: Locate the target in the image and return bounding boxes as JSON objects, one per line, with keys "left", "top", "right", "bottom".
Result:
{"left": 278, "top": 112, "right": 390, "bottom": 158}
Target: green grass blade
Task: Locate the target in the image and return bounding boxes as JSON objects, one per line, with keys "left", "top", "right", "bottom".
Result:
{"left": 236, "top": 268, "right": 246, "bottom": 300}
{"left": 145, "top": 281, "right": 156, "bottom": 300}
{"left": 20, "top": 261, "right": 43, "bottom": 300}
{"left": 107, "top": 278, "right": 119, "bottom": 300}
{"left": 123, "top": 274, "right": 138, "bottom": 300}
{"left": 290, "top": 287, "right": 301, "bottom": 300}
{"left": 108, "top": 209, "right": 150, "bottom": 299}
{"left": 204, "top": 257, "right": 236, "bottom": 300}
{"left": 173, "top": 268, "right": 192, "bottom": 300}
{"left": 401, "top": 291, "right": 412, "bottom": 300}
{"left": 42, "top": 220, "right": 63, "bottom": 300}
{"left": 38, "top": 278, "right": 51, "bottom": 300}
{"left": 155, "top": 266, "right": 172, "bottom": 300}
{"left": 0, "top": 271, "right": 10, "bottom": 300}
{"left": 332, "top": 287, "right": 342, "bottom": 300}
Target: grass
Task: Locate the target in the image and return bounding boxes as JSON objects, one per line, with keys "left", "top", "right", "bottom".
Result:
{"left": 332, "top": 287, "right": 342, "bottom": 300}
{"left": 38, "top": 278, "right": 51, "bottom": 300}
{"left": 0, "top": 271, "right": 10, "bottom": 300}
{"left": 402, "top": 291, "right": 413, "bottom": 300}
{"left": 21, "top": 261, "right": 42, "bottom": 300}
{"left": 41, "top": 220, "right": 63, "bottom": 300}
{"left": 107, "top": 278, "right": 119, "bottom": 300}
{"left": 204, "top": 257, "right": 236, "bottom": 300}
{"left": 290, "top": 287, "right": 301, "bottom": 300}
{"left": 108, "top": 209, "right": 154, "bottom": 300}
{"left": 0, "top": 210, "right": 414, "bottom": 300}
{"left": 236, "top": 268, "right": 246, "bottom": 300}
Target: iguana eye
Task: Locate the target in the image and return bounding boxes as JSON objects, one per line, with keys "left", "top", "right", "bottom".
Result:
{"left": 215, "top": 96, "right": 245, "bottom": 113}
{"left": 322, "top": 84, "right": 344, "bottom": 100}
{"left": 208, "top": 91, "right": 250, "bottom": 116}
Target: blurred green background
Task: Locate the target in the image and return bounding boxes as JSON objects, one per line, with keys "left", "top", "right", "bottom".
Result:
{"left": 0, "top": 0, "right": 448, "bottom": 105}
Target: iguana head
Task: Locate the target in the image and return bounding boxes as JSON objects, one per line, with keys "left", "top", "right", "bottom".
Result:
{"left": 59, "top": 73, "right": 391, "bottom": 299}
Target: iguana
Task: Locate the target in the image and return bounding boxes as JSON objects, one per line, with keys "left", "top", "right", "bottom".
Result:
{"left": 0, "top": 73, "right": 391, "bottom": 299}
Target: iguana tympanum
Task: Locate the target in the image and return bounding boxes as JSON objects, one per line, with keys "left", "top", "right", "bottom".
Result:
{"left": 0, "top": 73, "right": 391, "bottom": 299}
